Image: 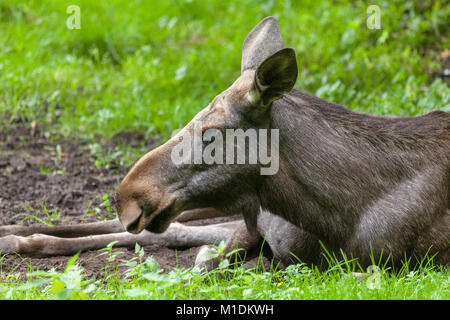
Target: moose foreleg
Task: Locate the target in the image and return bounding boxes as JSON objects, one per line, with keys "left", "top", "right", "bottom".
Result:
{"left": 0, "top": 219, "right": 124, "bottom": 238}
{"left": 195, "top": 220, "right": 263, "bottom": 271}
{"left": 0, "top": 208, "right": 229, "bottom": 238}
{"left": 174, "top": 208, "right": 229, "bottom": 222}
{"left": 0, "top": 221, "right": 240, "bottom": 257}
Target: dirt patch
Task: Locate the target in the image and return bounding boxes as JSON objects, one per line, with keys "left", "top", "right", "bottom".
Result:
{"left": 0, "top": 122, "right": 240, "bottom": 280}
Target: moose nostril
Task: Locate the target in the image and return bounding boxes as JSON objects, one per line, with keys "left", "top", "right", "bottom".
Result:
{"left": 125, "top": 211, "right": 143, "bottom": 234}
{"left": 118, "top": 199, "right": 145, "bottom": 234}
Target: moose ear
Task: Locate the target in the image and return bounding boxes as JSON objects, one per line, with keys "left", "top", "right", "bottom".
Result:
{"left": 241, "top": 16, "right": 284, "bottom": 73}
{"left": 248, "top": 48, "right": 298, "bottom": 106}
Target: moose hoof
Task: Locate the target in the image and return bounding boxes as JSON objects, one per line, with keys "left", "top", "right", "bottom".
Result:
{"left": 194, "top": 245, "right": 220, "bottom": 271}
{"left": 0, "top": 235, "right": 19, "bottom": 255}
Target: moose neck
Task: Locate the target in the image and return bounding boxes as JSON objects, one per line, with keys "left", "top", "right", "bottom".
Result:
{"left": 258, "top": 89, "right": 429, "bottom": 243}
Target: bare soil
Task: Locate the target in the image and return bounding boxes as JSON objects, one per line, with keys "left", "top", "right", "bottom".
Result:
{"left": 0, "top": 121, "right": 237, "bottom": 280}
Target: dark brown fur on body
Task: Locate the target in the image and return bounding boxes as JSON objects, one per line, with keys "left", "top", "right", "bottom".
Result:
{"left": 257, "top": 89, "right": 450, "bottom": 267}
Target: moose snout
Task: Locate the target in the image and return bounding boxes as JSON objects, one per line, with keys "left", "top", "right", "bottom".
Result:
{"left": 115, "top": 135, "right": 185, "bottom": 234}
{"left": 115, "top": 171, "right": 166, "bottom": 234}
{"left": 117, "top": 199, "right": 144, "bottom": 234}
{"left": 117, "top": 198, "right": 161, "bottom": 234}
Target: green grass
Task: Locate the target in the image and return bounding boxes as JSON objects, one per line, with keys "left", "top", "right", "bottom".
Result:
{"left": 0, "top": 0, "right": 449, "bottom": 300}
{"left": 10, "top": 202, "right": 66, "bottom": 226}
{"left": 0, "top": 0, "right": 448, "bottom": 144}
{"left": 1, "top": 244, "right": 449, "bottom": 300}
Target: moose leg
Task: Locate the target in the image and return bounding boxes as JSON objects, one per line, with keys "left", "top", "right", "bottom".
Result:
{"left": 0, "top": 221, "right": 241, "bottom": 257}
{"left": 174, "top": 207, "right": 229, "bottom": 222}
{"left": 414, "top": 209, "right": 450, "bottom": 268}
{"left": 195, "top": 220, "right": 263, "bottom": 271}
{"left": 0, "top": 208, "right": 229, "bottom": 238}
{"left": 0, "top": 219, "right": 124, "bottom": 238}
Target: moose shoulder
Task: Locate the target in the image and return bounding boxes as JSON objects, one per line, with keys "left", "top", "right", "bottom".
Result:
{"left": 116, "top": 16, "right": 449, "bottom": 269}
{"left": 261, "top": 89, "right": 449, "bottom": 267}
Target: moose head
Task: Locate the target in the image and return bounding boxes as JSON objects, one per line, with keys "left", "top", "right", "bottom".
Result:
{"left": 116, "top": 17, "right": 298, "bottom": 234}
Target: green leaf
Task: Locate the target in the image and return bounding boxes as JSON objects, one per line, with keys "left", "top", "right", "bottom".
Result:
{"left": 218, "top": 259, "right": 230, "bottom": 269}
{"left": 142, "top": 272, "right": 165, "bottom": 282}
{"left": 52, "top": 279, "right": 65, "bottom": 295}
{"left": 65, "top": 251, "right": 81, "bottom": 272}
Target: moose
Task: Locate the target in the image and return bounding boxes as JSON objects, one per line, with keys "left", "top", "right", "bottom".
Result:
{"left": 0, "top": 17, "right": 448, "bottom": 271}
